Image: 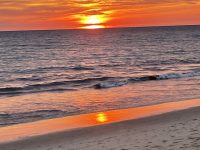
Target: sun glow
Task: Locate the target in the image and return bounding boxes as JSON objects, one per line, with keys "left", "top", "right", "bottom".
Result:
{"left": 86, "top": 15, "right": 101, "bottom": 24}
{"left": 81, "top": 15, "right": 106, "bottom": 25}
{"left": 78, "top": 14, "right": 108, "bottom": 29}
{"left": 82, "top": 25, "right": 105, "bottom": 29}
{"left": 96, "top": 113, "right": 108, "bottom": 123}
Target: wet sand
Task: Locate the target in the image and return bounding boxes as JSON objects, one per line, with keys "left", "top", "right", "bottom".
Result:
{"left": 0, "top": 99, "right": 200, "bottom": 150}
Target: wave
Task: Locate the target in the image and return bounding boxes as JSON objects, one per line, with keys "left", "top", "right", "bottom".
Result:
{"left": 0, "top": 77, "right": 114, "bottom": 96}
{"left": 1, "top": 71, "right": 200, "bottom": 96}
{"left": 157, "top": 71, "right": 200, "bottom": 80}
{"left": 94, "top": 80, "right": 128, "bottom": 89}
{"left": 15, "top": 66, "right": 95, "bottom": 74}
{"left": 94, "top": 71, "right": 200, "bottom": 89}
{"left": 0, "top": 110, "right": 67, "bottom": 127}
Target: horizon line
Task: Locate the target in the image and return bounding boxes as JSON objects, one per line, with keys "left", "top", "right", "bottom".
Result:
{"left": 0, "top": 24, "right": 200, "bottom": 32}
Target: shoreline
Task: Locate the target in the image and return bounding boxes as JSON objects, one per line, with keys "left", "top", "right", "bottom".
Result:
{"left": 0, "top": 99, "right": 200, "bottom": 149}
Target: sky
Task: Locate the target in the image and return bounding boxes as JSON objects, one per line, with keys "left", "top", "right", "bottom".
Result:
{"left": 0, "top": 0, "right": 200, "bottom": 31}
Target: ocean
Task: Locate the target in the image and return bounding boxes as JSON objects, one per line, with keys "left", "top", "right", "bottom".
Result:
{"left": 0, "top": 25, "right": 200, "bottom": 126}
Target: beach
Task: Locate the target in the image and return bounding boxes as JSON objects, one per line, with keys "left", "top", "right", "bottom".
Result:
{"left": 0, "top": 99, "right": 200, "bottom": 150}
{"left": 1, "top": 1, "right": 200, "bottom": 148}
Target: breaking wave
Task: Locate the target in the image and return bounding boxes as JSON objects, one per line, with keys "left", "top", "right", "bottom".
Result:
{"left": 1, "top": 71, "right": 200, "bottom": 95}
{"left": 94, "top": 71, "right": 200, "bottom": 89}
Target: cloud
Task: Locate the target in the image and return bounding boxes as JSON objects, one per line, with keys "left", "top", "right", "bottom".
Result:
{"left": 0, "top": 0, "right": 199, "bottom": 14}
{"left": 0, "top": 0, "right": 200, "bottom": 30}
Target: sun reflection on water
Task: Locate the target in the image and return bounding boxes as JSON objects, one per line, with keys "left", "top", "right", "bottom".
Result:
{"left": 96, "top": 113, "right": 108, "bottom": 123}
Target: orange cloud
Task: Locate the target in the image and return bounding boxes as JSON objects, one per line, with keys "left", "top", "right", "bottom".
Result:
{"left": 0, "top": 0, "right": 200, "bottom": 30}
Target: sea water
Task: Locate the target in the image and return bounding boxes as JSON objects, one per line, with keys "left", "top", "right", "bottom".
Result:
{"left": 0, "top": 25, "right": 200, "bottom": 126}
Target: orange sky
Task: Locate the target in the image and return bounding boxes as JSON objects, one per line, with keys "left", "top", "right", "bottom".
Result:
{"left": 0, "top": 0, "right": 200, "bottom": 31}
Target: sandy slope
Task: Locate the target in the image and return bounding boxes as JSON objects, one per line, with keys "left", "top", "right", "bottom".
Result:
{"left": 0, "top": 106, "right": 200, "bottom": 150}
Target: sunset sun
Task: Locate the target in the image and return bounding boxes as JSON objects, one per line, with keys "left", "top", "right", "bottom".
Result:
{"left": 82, "top": 25, "right": 105, "bottom": 29}
{"left": 84, "top": 15, "right": 102, "bottom": 24}
{"left": 79, "top": 15, "right": 107, "bottom": 29}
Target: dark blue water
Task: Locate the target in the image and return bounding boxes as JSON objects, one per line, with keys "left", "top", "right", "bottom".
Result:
{"left": 1, "top": 25, "right": 200, "bottom": 126}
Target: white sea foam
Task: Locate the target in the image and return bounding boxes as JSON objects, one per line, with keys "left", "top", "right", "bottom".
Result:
{"left": 94, "top": 80, "right": 128, "bottom": 89}
{"left": 95, "top": 71, "right": 200, "bottom": 89}
{"left": 157, "top": 71, "right": 200, "bottom": 80}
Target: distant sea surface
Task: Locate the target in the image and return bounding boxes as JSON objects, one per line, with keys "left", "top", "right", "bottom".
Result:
{"left": 1, "top": 25, "right": 200, "bottom": 126}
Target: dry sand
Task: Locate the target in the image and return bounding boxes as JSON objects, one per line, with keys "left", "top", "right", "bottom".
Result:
{"left": 0, "top": 104, "right": 200, "bottom": 150}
